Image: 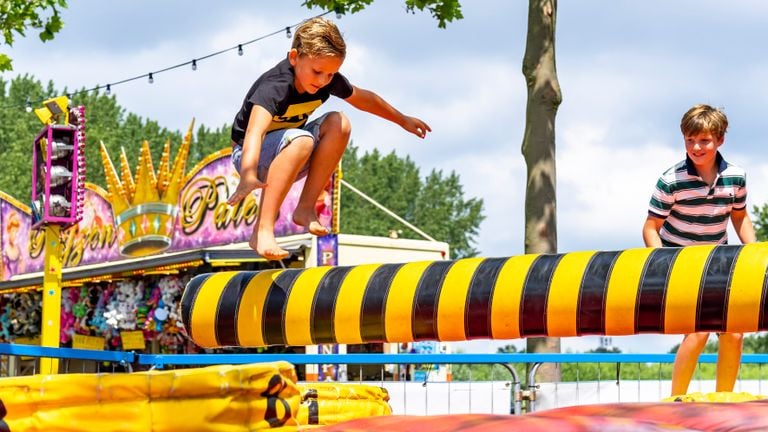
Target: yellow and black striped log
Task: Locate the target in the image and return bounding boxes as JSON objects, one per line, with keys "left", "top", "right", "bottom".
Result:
{"left": 180, "top": 243, "right": 768, "bottom": 348}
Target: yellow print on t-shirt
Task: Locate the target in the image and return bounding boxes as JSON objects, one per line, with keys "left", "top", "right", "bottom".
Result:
{"left": 268, "top": 100, "right": 323, "bottom": 132}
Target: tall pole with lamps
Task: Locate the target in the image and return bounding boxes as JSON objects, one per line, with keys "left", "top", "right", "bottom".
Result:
{"left": 30, "top": 96, "right": 86, "bottom": 374}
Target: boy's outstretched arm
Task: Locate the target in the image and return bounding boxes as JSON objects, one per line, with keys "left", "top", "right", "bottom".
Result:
{"left": 344, "top": 86, "right": 431, "bottom": 138}
{"left": 731, "top": 208, "right": 757, "bottom": 244}
{"left": 642, "top": 214, "right": 665, "bottom": 247}
{"left": 227, "top": 106, "right": 273, "bottom": 206}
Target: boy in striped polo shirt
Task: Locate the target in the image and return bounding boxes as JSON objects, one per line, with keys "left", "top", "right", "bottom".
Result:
{"left": 643, "top": 104, "right": 756, "bottom": 396}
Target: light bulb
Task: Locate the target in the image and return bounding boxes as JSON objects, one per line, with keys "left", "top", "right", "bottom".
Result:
{"left": 192, "top": 59, "right": 197, "bottom": 71}
{"left": 148, "top": 73, "right": 154, "bottom": 84}
{"left": 238, "top": 44, "right": 243, "bottom": 56}
{"left": 106, "top": 84, "right": 111, "bottom": 95}
{"left": 285, "top": 27, "right": 292, "bottom": 39}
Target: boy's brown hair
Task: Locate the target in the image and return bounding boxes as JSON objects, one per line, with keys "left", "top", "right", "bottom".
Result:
{"left": 680, "top": 104, "right": 728, "bottom": 139}
{"left": 291, "top": 17, "right": 346, "bottom": 59}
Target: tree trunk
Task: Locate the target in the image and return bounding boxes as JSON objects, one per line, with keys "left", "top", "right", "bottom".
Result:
{"left": 521, "top": 0, "right": 562, "bottom": 383}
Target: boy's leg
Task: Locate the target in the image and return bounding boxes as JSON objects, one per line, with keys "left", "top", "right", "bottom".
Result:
{"left": 251, "top": 135, "right": 315, "bottom": 259}
{"left": 293, "top": 111, "right": 351, "bottom": 235}
{"left": 670, "top": 332, "right": 709, "bottom": 396}
{"left": 715, "top": 332, "right": 743, "bottom": 392}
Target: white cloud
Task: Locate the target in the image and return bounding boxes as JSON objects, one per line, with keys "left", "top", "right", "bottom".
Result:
{"left": 556, "top": 123, "right": 679, "bottom": 251}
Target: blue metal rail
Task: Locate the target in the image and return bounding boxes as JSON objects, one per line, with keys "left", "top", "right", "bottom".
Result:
{"left": 4, "top": 343, "right": 768, "bottom": 369}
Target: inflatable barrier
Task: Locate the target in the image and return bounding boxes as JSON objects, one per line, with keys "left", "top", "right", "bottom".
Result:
{"left": 315, "top": 399, "right": 768, "bottom": 431}
{"left": 0, "top": 362, "right": 390, "bottom": 431}
{"left": 297, "top": 382, "right": 391, "bottom": 426}
{"left": 181, "top": 243, "right": 768, "bottom": 348}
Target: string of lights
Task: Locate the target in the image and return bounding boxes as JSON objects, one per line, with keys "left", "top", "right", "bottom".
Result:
{"left": 4, "top": 9, "right": 340, "bottom": 112}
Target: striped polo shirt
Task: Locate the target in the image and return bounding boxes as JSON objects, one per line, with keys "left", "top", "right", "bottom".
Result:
{"left": 648, "top": 152, "right": 747, "bottom": 246}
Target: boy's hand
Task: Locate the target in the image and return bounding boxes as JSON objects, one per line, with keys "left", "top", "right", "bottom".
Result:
{"left": 227, "top": 177, "right": 267, "bottom": 206}
{"left": 402, "top": 116, "right": 432, "bottom": 139}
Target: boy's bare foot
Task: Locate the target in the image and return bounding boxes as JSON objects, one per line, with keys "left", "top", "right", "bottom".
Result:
{"left": 249, "top": 229, "right": 289, "bottom": 261}
{"left": 293, "top": 207, "right": 329, "bottom": 236}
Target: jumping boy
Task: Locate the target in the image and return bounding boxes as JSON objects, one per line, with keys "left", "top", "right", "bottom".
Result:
{"left": 642, "top": 104, "right": 756, "bottom": 396}
{"left": 227, "top": 17, "right": 431, "bottom": 260}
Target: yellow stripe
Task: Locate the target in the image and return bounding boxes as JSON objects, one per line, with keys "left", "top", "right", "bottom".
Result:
{"left": 547, "top": 251, "right": 597, "bottom": 337}
{"left": 437, "top": 257, "right": 485, "bottom": 341}
{"left": 664, "top": 244, "right": 712, "bottom": 334}
{"left": 334, "top": 264, "right": 382, "bottom": 344}
{"left": 605, "top": 247, "right": 654, "bottom": 335}
{"left": 284, "top": 266, "right": 333, "bottom": 346}
{"left": 236, "top": 270, "right": 282, "bottom": 347}
{"left": 385, "top": 261, "right": 433, "bottom": 342}
{"left": 727, "top": 243, "right": 768, "bottom": 332}
{"left": 189, "top": 272, "right": 235, "bottom": 348}
{"left": 490, "top": 254, "right": 539, "bottom": 339}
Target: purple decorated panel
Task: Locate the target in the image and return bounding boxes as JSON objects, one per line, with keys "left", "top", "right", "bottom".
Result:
{"left": 1, "top": 199, "right": 37, "bottom": 280}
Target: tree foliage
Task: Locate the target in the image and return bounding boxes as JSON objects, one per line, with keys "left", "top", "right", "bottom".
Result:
{"left": 0, "top": 0, "right": 68, "bottom": 71}
{"left": 0, "top": 75, "right": 227, "bottom": 200}
{"left": 302, "top": 0, "right": 462, "bottom": 28}
{"left": 341, "top": 144, "right": 484, "bottom": 258}
{"left": 1, "top": 75, "right": 482, "bottom": 257}
{"left": 752, "top": 204, "right": 768, "bottom": 242}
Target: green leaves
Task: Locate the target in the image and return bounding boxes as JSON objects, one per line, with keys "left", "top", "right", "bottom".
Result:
{"left": 404, "top": 0, "right": 463, "bottom": 28}
{"left": 302, "top": 0, "right": 375, "bottom": 16}
{"left": 301, "top": 0, "right": 462, "bottom": 28}
{"left": 753, "top": 204, "right": 768, "bottom": 242}
{"left": 39, "top": 11, "right": 63, "bottom": 42}
{"left": 0, "top": 0, "right": 69, "bottom": 71}
{"left": 0, "top": 54, "right": 11, "bottom": 71}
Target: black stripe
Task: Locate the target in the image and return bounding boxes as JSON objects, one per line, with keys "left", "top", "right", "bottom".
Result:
{"left": 262, "top": 270, "right": 302, "bottom": 346}
{"left": 520, "top": 254, "right": 563, "bottom": 337}
{"left": 180, "top": 273, "right": 213, "bottom": 341}
{"left": 311, "top": 266, "right": 353, "bottom": 344}
{"left": 306, "top": 388, "right": 319, "bottom": 424}
{"left": 215, "top": 272, "right": 256, "bottom": 346}
{"left": 760, "top": 258, "right": 768, "bottom": 330}
{"left": 577, "top": 251, "right": 621, "bottom": 335}
{"left": 465, "top": 258, "right": 506, "bottom": 338}
{"left": 359, "top": 264, "right": 403, "bottom": 342}
{"left": 412, "top": 261, "right": 454, "bottom": 340}
{"left": 636, "top": 248, "right": 680, "bottom": 333}
{"left": 697, "top": 245, "right": 742, "bottom": 332}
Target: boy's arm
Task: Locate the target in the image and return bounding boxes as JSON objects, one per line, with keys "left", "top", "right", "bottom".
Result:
{"left": 226, "top": 105, "right": 273, "bottom": 206}
{"left": 642, "top": 214, "right": 665, "bottom": 247}
{"left": 731, "top": 208, "right": 757, "bottom": 244}
{"left": 344, "top": 86, "right": 431, "bottom": 138}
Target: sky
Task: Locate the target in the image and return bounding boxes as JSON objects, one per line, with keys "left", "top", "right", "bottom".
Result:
{"left": 4, "top": 1, "right": 768, "bottom": 354}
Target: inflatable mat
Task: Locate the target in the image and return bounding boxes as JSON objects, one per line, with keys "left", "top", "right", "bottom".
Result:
{"left": 316, "top": 399, "right": 768, "bottom": 431}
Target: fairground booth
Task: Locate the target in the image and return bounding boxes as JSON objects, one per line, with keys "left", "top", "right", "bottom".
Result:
{"left": 0, "top": 100, "right": 449, "bottom": 381}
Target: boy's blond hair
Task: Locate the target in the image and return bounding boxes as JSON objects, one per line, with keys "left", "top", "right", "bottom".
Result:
{"left": 291, "top": 17, "right": 346, "bottom": 59}
{"left": 680, "top": 104, "right": 728, "bottom": 139}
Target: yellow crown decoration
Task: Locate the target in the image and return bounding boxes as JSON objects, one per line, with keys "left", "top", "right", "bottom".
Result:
{"left": 100, "top": 119, "right": 195, "bottom": 257}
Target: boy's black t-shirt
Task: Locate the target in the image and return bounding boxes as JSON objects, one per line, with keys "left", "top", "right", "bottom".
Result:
{"left": 230, "top": 57, "right": 353, "bottom": 145}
